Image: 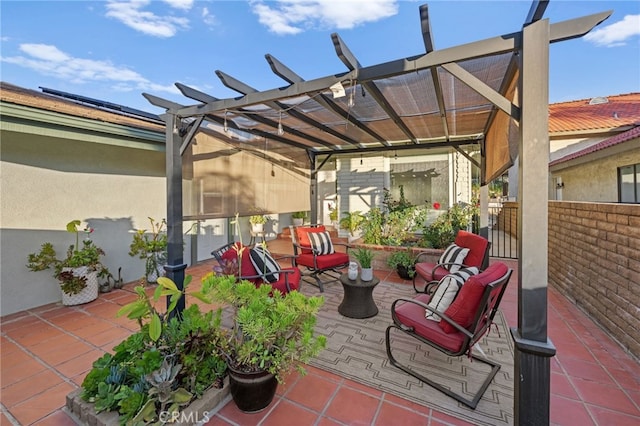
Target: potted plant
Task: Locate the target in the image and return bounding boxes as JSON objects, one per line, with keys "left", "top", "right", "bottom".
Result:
{"left": 128, "top": 217, "right": 168, "bottom": 284}
{"left": 195, "top": 273, "right": 327, "bottom": 413}
{"left": 339, "top": 211, "right": 364, "bottom": 242}
{"left": 352, "top": 247, "right": 374, "bottom": 281}
{"left": 292, "top": 211, "right": 306, "bottom": 226}
{"left": 27, "top": 220, "right": 106, "bottom": 306}
{"left": 386, "top": 249, "right": 416, "bottom": 280}
{"left": 80, "top": 276, "right": 228, "bottom": 424}
{"left": 249, "top": 214, "right": 269, "bottom": 233}
{"left": 328, "top": 204, "right": 338, "bottom": 226}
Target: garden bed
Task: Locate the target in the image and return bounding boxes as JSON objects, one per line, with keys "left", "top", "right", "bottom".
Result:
{"left": 64, "top": 378, "right": 230, "bottom": 426}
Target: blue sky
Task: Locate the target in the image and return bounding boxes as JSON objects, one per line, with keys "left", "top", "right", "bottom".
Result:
{"left": 1, "top": 1, "right": 639, "bottom": 115}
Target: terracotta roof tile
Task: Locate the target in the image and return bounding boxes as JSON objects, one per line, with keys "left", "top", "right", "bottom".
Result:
{"left": 548, "top": 93, "right": 640, "bottom": 133}
{"left": 549, "top": 125, "right": 640, "bottom": 166}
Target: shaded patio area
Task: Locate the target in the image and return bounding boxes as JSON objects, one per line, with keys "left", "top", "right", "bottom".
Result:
{"left": 1, "top": 237, "right": 639, "bottom": 425}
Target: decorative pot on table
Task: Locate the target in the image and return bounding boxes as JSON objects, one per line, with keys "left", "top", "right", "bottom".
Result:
{"left": 360, "top": 267, "right": 373, "bottom": 282}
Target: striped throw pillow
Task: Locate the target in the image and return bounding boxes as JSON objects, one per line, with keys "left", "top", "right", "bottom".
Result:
{"left": 308, "top": 231, "right": 335, "bottom": 255}
{"left": 249, "top": 245, "right": 280, "bottom": 283}
{"left": 425, "top": 267, "right": 479, "bottom": 321}
{"left": 438, "top": 243, "right": 470, "bottom": 273}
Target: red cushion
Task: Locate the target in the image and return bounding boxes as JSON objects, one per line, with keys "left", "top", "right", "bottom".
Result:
{"left": 296, "top": 226, "right": 326, "bottom": 248}
{"left": 393, "top": 293, "right": 465, "bottom": 353}
{"left": 296, "top": 252, "right": 349, "bottom": 270}
{"left": 414, "top": 261, "right": 449, "bottom": 282}
{"left": 267, "top": 267, "right": 301, "bottom": 295}
{"left": 439, "top": 262, "right": 508, "bottom": 334}
{"left": 221, "top": 243, "right": 258, "bottom": 282}
{"left": 454, "top": 230, "right": 489, "bottom": 269}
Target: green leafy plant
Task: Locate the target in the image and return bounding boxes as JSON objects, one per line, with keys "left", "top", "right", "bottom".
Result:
{"left": 128, "top": 217, "right": 168, "bottom": 282}
{"left": 26, "top": 220, "right": 108, "bottom": 295}
{"left": 386, "top": 249, "right": 416, "bottom": 278}
{"left": 328, "top": 204, "right": 338, "bottom": 222}
{"left": 292, "top": 211, "right": 307, "bottom": 219}
{"left": 249, "top": 214, "right": 269, "bottom": 225}
{"left": 421, "top": 203, "right": 475, "bottom": 248}
{"left": 193, "top": 274, "right": 327, "bottom": 383}
{"left": 352, "top": 247, "right": 374, "bottom": 269}
{"left": 339, "top": 211, "right": 364, "bottom": 236}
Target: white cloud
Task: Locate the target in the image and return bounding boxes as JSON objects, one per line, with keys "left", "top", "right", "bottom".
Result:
{"left": 250, "top": 0, "right": 398, "bottom": 35}
{"left": 584, "top": 14, "right": 640, "bottom": 47}
{"left": 1, "top": 43, "right": 179, "bottom": 95}
{"left": 202, "top": 6, "right": 217, "bottom": 26}
{"left": 163, "top": 0, "right": 193, "bottom": 11}
{"left": 105, "top": 0, "right": 190, "bottom": 38}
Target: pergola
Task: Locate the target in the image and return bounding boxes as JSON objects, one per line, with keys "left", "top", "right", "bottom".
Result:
{"left": 145, "top": 2, "right": 610, "bottom": 423}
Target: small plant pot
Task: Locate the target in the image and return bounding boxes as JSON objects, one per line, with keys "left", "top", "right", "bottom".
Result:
{"left": 228, "top": 367, "right": 278, "bottom": 413}
{"left": 251, "top": 223, "right": 265, "bottom": 233}
{"left": 61, "top": 267, "right": 99, "bottom": 306}
{"left": 396, "top": 265, "right": 415, "bottom": 280}
{"left": 360, "top": 267, "right": 373, "bottom": 282}
{"left": 292, "top": 218, "right": 304, "bottom": 226}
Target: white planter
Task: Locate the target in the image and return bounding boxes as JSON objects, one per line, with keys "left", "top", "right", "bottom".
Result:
{"left": 252, "top": 223, "right": 265, "bottom": 233}
{"left": 293, "top": 218, "right": 304, "bottom": 226}
{"left": 360, "top": 267, "right": 373, "bottom": 282}
{"left": 146, "top": 254, "right": 165, "bottom": 284}
{"left": 61, "top": 266, "right": 99, "bottom": 306}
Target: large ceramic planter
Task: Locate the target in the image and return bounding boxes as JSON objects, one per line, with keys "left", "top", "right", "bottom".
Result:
{"left": 61, "top": 266, "right": 99, "bottom": 306}
{"left": 145, "top": 253, "right": 165, "bottom": 284}
{"left": 228, "top": 367, "right": 278, "bottom": 413}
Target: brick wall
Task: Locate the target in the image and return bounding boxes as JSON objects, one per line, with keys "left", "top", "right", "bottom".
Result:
{"left": 495, "top": 201, "right": 519, "bottom": 237}
{"left": 548, "top": 201, "right": 640, "bottom": 359}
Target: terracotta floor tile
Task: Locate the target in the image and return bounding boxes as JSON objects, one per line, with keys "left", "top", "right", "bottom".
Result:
{"left": 285, "top": 371, "right": 339, "bottom": 412}
{"left": 67, "top": 318, "right": 115, "bottom": 338}
{"left": 341, "top": 377, "right": 383, "bottom": 398}
{"left": 383, "top": 393, "right": 431, "bottom": 416}
{"left": 550, "top": 395, "right": 595, "bottom": 426}
{"left": 82, "top": 325, "right": 133, "bottom": 348}
{"left": 551, "top": 371, "right": 579, "bottom": 400}
{"left": 0, "top": 336, "right": 20, "bottom": 355}
{"left": 1, "top": 314, "right": 41, "bottom": 333}
{"left": 1, "top": 346, "right": 33, "bottom": 369}
{"left": 1, "top": 357, "right": 48, "bottom": 387}
{"left": 560, "top": 358, "right": 614, "bottom": 384}
{"left": 261, "top": 399, "right": 320, "bottom": 426}
{"left": 204, "top": 414, "right": 235, "bottom": 425}
{"left": 324, "top": 386, "right": 380, "bottom": 425}
{"left": 572, "top": 378, "right": 640, "bottom": 416}
{"left": 10, "top": 324, "right": 64, "bottom": 348}
{"left": 34, "top": 340, "right": 95, "bottom": 367}
{"left": 31, "top": 410, "right": 77, "bottom": 425}
{"left": 7, "top": 381, "right": 75, "bottom": 425}
{"left": 374, "top": 400, "right": 429, "bottom": 425}
{"left": 54, "top": 348, "right": 105, "bottom": 378}
{"left": 430, "top": 409, "right": 478, "bottom": 425}
{"left": 216, "top": 398, "right": 268, "bottom": 426}
{"left": 587, "top": 405, "right": 640, "bottom": 426}
{"left": 28, "top": 334, "right": 83, "bottom": 359}
{"left": 1, "top": 369, "right": 64, "bottom": 407}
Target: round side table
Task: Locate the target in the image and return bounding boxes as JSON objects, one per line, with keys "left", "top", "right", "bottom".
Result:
{"left": 338, "top": 274, "right": 380, "bottom": 319}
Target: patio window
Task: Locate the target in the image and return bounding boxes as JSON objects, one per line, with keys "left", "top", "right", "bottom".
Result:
{"left": 618, "top": 163, "right": 640, "bottom": 203}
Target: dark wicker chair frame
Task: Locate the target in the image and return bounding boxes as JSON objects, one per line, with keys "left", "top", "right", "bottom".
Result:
{"left": 211, "top": 242, "right": 300, "bottom": 293}
{"left": 289, "top": 225, "right": 351, "bottom": 292}
{"left": 385, "top": 266, "right": 512, "bottom": 409}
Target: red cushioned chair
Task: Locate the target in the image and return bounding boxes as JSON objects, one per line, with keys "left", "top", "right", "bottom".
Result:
{"left": 385, "top": 262, "right": 512, "bottom": 409}
{"left": 211, "top": 242, "right": 301, "bottom": 295}
{"left": 289, "top": 225, "right": 351, "bottom": 292}
{"left": 413, "top": 230, "right": 490, "bottom": 293}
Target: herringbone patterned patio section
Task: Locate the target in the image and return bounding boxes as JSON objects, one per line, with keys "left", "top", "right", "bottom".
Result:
{"left": 300, "top": 279, "right": 514, "bottom": 426}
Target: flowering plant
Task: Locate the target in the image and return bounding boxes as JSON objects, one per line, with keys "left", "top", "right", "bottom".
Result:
{"left": 128, "top": 218, "right": 168, "bottom": 282}
{"left": 27, "top": 220, "right": 107, "bottom": 295}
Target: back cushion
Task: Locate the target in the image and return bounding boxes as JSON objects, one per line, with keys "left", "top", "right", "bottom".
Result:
{"left": 439, "top": 262, "right": 508, "bottom": 334}
{"left": 454, "top": 230, "right": 489, "bottom": 268}
{"left": 221, "top": 243, "right": 258, "bottom": 281}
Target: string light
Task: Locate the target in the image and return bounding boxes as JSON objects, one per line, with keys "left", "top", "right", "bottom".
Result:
{"left": 277, "top": 111, "right": 284, "bottom": 136}
{"left": 360, "top": 154, "right": 363, "bottom": 165}
{"left": 223, "top": 110, "right": 229, "bottom": 133}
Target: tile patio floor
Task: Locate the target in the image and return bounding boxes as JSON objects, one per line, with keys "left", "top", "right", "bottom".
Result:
{"left": 1, "top": 238, "right": 639, "bottom": 425}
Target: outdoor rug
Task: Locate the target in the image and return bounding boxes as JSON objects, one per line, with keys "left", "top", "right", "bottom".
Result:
{"left": 300, "top": 279, "right": 515, "bottom": 426}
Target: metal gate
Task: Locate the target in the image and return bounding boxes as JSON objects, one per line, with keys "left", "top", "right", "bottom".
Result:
{"left": 488, "top": 202, "right": 518, "bottom": 259}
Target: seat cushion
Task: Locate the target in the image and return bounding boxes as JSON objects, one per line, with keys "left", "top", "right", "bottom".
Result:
{"left": 308, "top": 231, "right": 335, "bottom": 255}
{"left": 414, "top": 261, "right": 449, "bottom": 282}
{"left": 295, "top": 225, "right": 326, "bottom": 248}
{"left": 296, "top": 252, "right": 349, "bottom": 270}
{"left": 267, "top": 267, "right": 301, "bottom": 294}
{"left": 438, "top": 243, "right": 469, "bottom": 273}
{"left": 425, "top": 267, "right": 479, "bottom": 322}
{"left": 454, "top": 230, "right": 489, "bottom": 269}
{"left": 440, "top": 262, "right": 509, "bottom": 334}
{"left": 249, "top": 245, "right": 280, "bottom": 283}
{"left": 393, "top": 293, "right": 465, "bottom": 353}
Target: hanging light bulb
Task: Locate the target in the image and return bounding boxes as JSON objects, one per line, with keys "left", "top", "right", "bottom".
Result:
{"left": 394, "top": 150, "right": 398, "bottom": 160}
{"left": 223, "top": 110, "right": 229, "bottom": 133}
{"left": 271, "top": 164, "right": 275, "bottom": 177}
{"left": 360, "top": 154, "right": 363, "bottom": 165}
{"left": 347, "top": 89, "right": 355, "bottom": 108}
{"left": 277, "top": 111, "right": 284, "bottom": 136}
